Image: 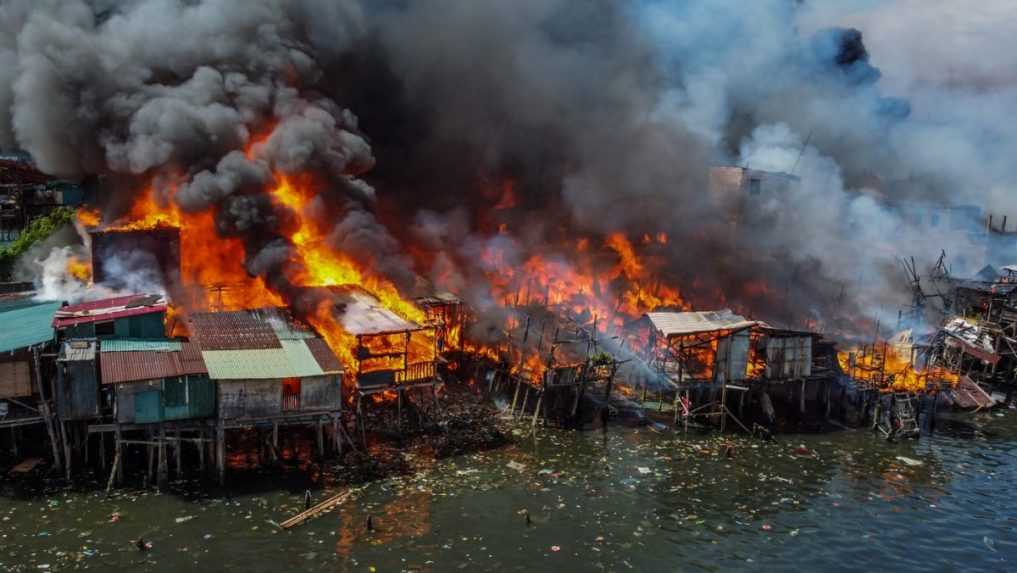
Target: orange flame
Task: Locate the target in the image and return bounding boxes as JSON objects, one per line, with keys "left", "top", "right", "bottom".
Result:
{"left": 838, "top": 342, "right": 959, "bottom": 392}
{"left": 66, "top": 255, "right": 91, "bottom": 282}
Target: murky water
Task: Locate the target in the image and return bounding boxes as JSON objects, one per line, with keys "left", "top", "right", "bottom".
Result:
{"left": 2, "top": 411, "right": 1016, "bottom": 572}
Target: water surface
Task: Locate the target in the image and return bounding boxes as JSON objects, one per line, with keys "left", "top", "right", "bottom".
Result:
{"left": 1, "top": 412, "right": 1015, "bottom": 572}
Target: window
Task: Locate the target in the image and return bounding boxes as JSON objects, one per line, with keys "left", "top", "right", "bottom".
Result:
{"left": 748, "top": 178, "right": 762, "bottom": 195}
{"left": 94, "top": 321, "right": 115, "bottom": 337}
{"left": 282, "top": 378, "right": 300, "bottom": 411}
{"left": 163, "top": 377, "right": 187, "bottom": 407}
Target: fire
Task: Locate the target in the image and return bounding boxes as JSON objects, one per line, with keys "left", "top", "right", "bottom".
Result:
{"left": 76, "top": 207, "right": 101, "bottom": 229}
{"left": 270, "top": 175, "right": 423, "bottom": 324}
{"left": 66, "top": 254, "right": 91, "bottom": 282}
{"left": 838, "top": 341, "right": 959, "bottom": 392}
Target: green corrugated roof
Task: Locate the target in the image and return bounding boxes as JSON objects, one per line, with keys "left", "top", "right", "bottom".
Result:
{"left": 0, "top": 301, "right": 60, "bottom": 353}
{"left": 100, "top": 339, "right": 182, "bottom": 353}
{"left": 201, "top": 339, "right": 325, "bottom": 380}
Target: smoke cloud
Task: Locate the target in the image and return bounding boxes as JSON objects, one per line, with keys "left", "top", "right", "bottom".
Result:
{"left": 2, "top": 0, "right": 1014, "bottom": 338}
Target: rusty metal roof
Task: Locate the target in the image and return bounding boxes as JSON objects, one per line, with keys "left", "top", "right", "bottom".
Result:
{"left": 53, "top": 294, "right": 166, "bottom": 329}
{"left": 304, "top": 337, "right": 342, "bottom": 374}
{"left": 188, "top": 309, "right": 282, "bottom": 350}
{"left": 100, "top": 342, "right": 207, "bottom": 385}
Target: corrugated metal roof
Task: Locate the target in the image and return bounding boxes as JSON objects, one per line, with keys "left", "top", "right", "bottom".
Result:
{"left": 59, "top": 339, "right": 96, "bottom": 362}
{"left": 0, "top": 300, "right": 59, "bottom": 353}
{"left": 201, "top": 339, "right": 330, "bottom": 380}
{"left": 645, "top": 309, "right": 760, "bottom": 337}
{"left": 52, "top": 294, "right": 166, "bottom": 328}
{"left": 189, "top": 309, "right": 282, "bottom": 350}
{"left": 101, "top": 339, "right": 182, "bottom": 352}
{"left": 304, "top": 338, "right": 343, "bottom": 374}
{"left": 100, "top": 342, "right": 207, "bottom": 385}
{"left": 337, "top": 290, "right": 420, "bottom": 335}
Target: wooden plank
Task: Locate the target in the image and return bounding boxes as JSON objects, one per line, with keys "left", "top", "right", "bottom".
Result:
{"left": 280, "top": 489, "right": 358, "bottom": 529}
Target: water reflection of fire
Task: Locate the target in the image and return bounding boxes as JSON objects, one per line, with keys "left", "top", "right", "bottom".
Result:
{"left": 335, "top": 491, "right": 431, "bottom": 559}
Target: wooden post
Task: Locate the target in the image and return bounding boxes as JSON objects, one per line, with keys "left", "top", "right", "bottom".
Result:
{"left": 216, "top": 423, "right": 226, "bottom": 486}
{"left": 530, "top": 389, "right": 544, "bottom": 434}
{"left": 333, "top": 415, "right": 341, "bottom": 456}
{"left": 397, "top": 389, "right": 403, "bottom": 431}
{"left": 509, "top": 379, "right": 522, "bottom": 416}
{"left": 518, "top": 385, "right": 530, "bottom": 419}
{"left": 272, "top": 422, "right": 279, "bottom": 462}
{"left": 316, "top": 419, "right": 325, "bottom": 459}
{"left": 61, "top": 421, "right": 72, "bottom": 481}
{"left": 114, "top": 425, "right": 123, "bottom": 485}
{"left": 174, "top": 428, "right": 182, "bottom": 478}
{"left": 198, "top": 430, "right": 206, "bottom": 473}
{"left": 157, "top": 425, "right": 168, "bottom": 488}
{"left": 32, "top": 346, "right": 62, "bottom": 471}
{"left": 800, "top": 379, "right": 806, "bottom": 414}
{"left": 147, "top": 444, "right": 155, "bottom": 483}
{"left": 99, "top": 430, "right": 107, "bottom": 472}
{"left": 719, "top": 383, "right": 728, "bottom": 433}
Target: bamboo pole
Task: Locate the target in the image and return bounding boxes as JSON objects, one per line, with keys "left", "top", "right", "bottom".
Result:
{"left": 280, "top": 489, "right": 357, "bottom": 529}
{"left": 32, "top": 346, "right": 62, "bottom": 472}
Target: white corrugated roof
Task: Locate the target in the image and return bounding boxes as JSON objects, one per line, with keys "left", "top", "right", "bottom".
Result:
{"left": 201, "top": 339, "right": 327, "bottom": 380}
{"left": 645, "top": 309, "right": 759, "bottom": 337}
{"left": 339, "top": 290, "right": 420, "bottom": 335}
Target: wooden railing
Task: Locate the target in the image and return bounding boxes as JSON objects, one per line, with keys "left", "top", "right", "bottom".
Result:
{"left": 395, "top": 361, "right": 436, "bottom": 384}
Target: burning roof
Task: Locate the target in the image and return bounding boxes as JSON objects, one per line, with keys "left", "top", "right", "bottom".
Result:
{"left": 331, "top": 287, "right": 422, "bottom": 336}
{"left": 52, "top": 294, "right": 166, "bottom": 329}
{"left": 644, "top": 309, "right": 762, "bottom": 337}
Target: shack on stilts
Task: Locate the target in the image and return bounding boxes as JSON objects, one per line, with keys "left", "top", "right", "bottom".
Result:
{"left": 187, "top": 307, "right": 346, "bottom": 485}
{"left": 0, "top": 294, "right": 63, "bottom": 473}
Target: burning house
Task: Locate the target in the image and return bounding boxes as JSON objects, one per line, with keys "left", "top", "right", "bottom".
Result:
{"left": 88, "top": 227, "right": 181, "bottom": 291}
{"left": 637, "top": 309, "right": 828, "bottom": 432}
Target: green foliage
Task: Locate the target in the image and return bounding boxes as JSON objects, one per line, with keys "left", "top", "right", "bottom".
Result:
{"left": 591, "top": 351, "right": 614, "bottom": 366}
{"left": 0, "top": 206, "right": 76, "bottom": 269}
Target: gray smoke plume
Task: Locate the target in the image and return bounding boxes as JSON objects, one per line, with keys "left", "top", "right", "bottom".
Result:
{"left": 2, "top": 0, "right": 1015, "bottom": 339}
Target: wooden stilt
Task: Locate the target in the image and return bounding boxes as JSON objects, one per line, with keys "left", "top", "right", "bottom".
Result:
{"left": 333, "top": 415, "right": 342, "bottom": 456}
{"left": 99, "top": 430, "right": 107, "bottom": 472}
{"left": 157, "top": 425, "right": 168, "bottom": 488}
{"left": 174, "top": 428, "right": 182, "bottom": 479}
{"left": 105, "top": 448, "right": 121, "bottom": 495}
{"left": 357, "top": 396, "right": 367, "bottom": 450}
{"left": 316, "top": 419, "right": 325, "bottom": 459}
{"left": 519, "top": 385, "right": 530, "bottom": 419}
{"left": 198, "top": 430, "right": 206, "bottom": 474}
{"left": 397, "top": 390, "right": 403, "bottom": 431}
{"left": 147, "top": 443, "right": 155, "bottom": 484}
{"left": 216, "top": 424, "right": 226, "bottom": 486}
{"left": 114, "top": 425, "right": 123, "bottom": 485}
{"left": 61, "top": 421, "right": 72, "bottom": 481}
{"left": 509, "top": 379, "right": 522, "bottom": 416}
{"left": 530, "top": 390, "right": 544, "bottom": 434}
{"left": 272, "top": 422, "right": 279, "bottom": 461}
{"left": 32, "top": 346, "right": 62, "bottom": 471}
{"left": 800, "top": 379, "right": 806, "bottom": 414}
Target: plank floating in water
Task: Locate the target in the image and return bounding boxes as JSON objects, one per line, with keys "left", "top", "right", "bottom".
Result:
{"left": 280, "top": 489, "right": 356, "bottom": 529}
